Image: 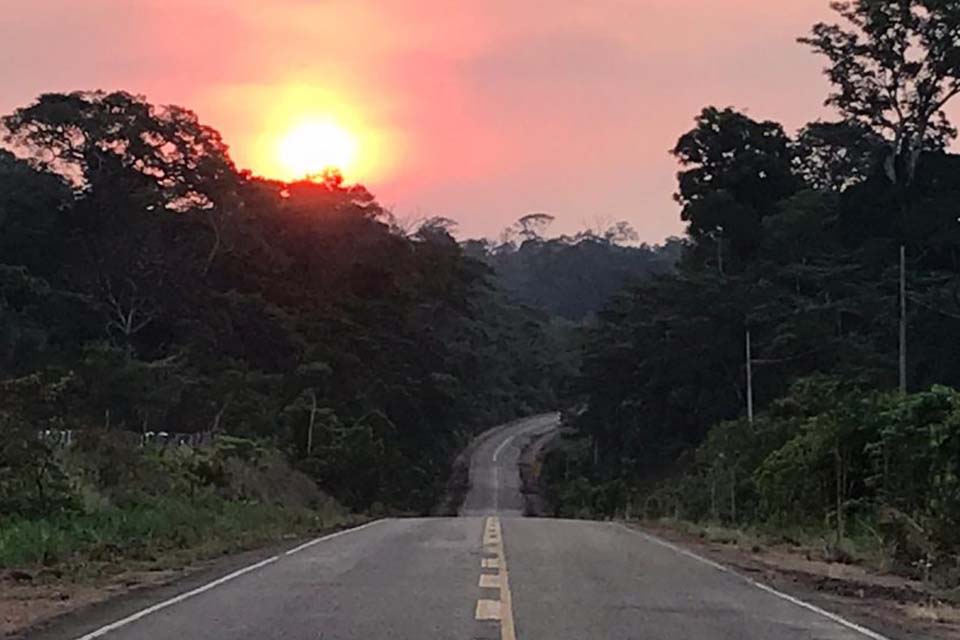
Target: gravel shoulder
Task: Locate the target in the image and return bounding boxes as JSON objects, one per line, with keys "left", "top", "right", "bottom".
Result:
{"left": 630, "top": 521, "right": 960, "bottom": 640}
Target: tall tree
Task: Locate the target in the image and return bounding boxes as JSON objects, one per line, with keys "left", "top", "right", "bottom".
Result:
{"left": 800, "top": 0, "right": 960, "bottom": 186}
{"left": 673, "top": 107, "right": 799, "bottom": 266}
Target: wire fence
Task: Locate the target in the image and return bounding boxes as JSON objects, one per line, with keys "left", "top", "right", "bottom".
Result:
{"left": 37, "top": 429, "right": 216, "bottom": 449}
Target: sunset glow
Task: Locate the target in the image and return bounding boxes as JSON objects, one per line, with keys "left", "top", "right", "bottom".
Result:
{"left": 14, "top": 0, "right": 959, "bottom": 239}
{"left": 277, "top": 121, "right": 358, "bottom": 178}
{"left": 230, "top": 83, "right": 394, "bottom": 184}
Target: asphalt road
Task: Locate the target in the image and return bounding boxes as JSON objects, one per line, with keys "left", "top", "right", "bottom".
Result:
{"left": 42, "top": 413, "right": 897, "bottom": 640}
{"left": 459, "top": 413, "right": 560, "bottom": 517}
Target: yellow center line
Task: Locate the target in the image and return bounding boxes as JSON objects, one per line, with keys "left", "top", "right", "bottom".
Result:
{"left": 479, "top": 573, "right": 501, "bottom": 589}
{"left": 475, "top": 516, "right": 517, "bottom": 640}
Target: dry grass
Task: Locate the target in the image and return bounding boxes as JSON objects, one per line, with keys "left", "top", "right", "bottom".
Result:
{"left": 901, "top": 600, "right": 960, "bottom": 625}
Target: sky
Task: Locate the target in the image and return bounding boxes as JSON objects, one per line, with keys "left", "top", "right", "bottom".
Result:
{"left": 3, "top": 1, "right": 955, "bottom": 242}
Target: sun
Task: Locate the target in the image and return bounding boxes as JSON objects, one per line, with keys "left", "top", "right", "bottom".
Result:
{"left": 277, "top": 121, "right": 359, "bottom": 179}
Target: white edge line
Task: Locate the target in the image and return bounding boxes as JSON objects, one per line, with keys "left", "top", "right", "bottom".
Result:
{"left": 616, "top": 523, "right": 891, "bottom": 640}
{"left": 492, "top": 434, "right": 517, "bottom": 463}
{"left": 74, "top": 556, "right": 279, "bottom": 640}
{"left": 492, "top": 416, "right": 559, "bottom": 463}
{"left": 74, "top": 519, "right": 385, "bottom": 640}
{"left": 284, "top": 519, "right": 383, "bottom": 556}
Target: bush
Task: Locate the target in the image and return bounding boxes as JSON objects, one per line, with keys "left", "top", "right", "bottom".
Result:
{"left": 0, "top": 495, "right": 340, "bottom": 568}
{"left": 547, "top": 377, "right": 960, "bottom": 586}
{"left": 0, "top": 430, "right": 347, "bottom": 571}
{"left": 0, "top": 419, "right": 78, "bottom": 518}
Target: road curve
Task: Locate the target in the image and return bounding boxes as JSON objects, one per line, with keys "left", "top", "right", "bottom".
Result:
{"left": 459, "top": 413, "right": 560, "bottom": 516}
{"left": 32, "top": 414, "right": 901, "bottom": 640}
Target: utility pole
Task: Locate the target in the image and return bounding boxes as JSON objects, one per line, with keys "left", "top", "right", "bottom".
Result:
{"left": 716, "top": 225, "right": 725, "bottom": 276}
{"left": 746, "top": 329, "right": 754, "bottom": 424}
{"left": 307, "top": 390, "right": 318, "bottom": 456}
{"left": 899, "top": 245, "right": 907, "bottom": 395}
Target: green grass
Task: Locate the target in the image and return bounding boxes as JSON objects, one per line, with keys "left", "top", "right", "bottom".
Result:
{"left": 0, "top": 495, "right": 354, "bottom": 574}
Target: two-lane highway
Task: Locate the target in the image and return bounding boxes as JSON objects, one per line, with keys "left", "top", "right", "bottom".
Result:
{"left": 460, "top": 413, "right": 559, "bottom": 516}
{"left": 36, "top": 413, "right": 901, "bottom": 640}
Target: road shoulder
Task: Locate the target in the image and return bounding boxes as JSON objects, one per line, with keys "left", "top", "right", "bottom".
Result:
{"left": 3, "top": 519, "right": 374, "bottom": 640}
{"left": 624, "top": 521, "right": 960, "bottom": 640}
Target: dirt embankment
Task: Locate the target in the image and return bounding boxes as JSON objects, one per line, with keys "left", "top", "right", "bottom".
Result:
{"left": 632, "top": 521, "right": 960, "bottom": 640}
{"left": 435, "top": 414, "right": 561, "bottom": 517}
{"left": 518, "top": 427, "right": 561, "bottom": 516}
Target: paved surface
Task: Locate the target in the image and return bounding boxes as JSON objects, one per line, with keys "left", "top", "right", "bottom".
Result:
{"left": 460, "top": 413, "right": 560, "bottom": 516}
{"left": 38, "top": 413, "right": 897, "bottom": 640}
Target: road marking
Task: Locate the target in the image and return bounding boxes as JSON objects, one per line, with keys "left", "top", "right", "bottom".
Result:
{"left": 475, "top": 599, "right": 502, "bottom": 620}
{"left": 284, "top": 519, "right": 384, "bottom": 556}
{"left": 492, "top": 434, "right": 517, "bottom": 463}
{"left": 73, "top": 519, "right": 385, "bottom": 640}
{"left": 474, "top": 517, "right": 517, "bottom": 640}
{"left": 616, "top": 524, "right": 890, "bottom": 640}
{"left": 494, "top": 518, "right": 517, "bottom": 640}
{"left": 479, "top": 573, "right": 501, "bottom": 588}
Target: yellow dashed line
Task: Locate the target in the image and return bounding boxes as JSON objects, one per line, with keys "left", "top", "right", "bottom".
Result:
{"left": 475, "top": 516, "right": 517, "bottom": 640}
{"left": 479, "top": 573, "right": 501, "bottom": 588}
{"left": 475, "top": 599, "right": 502, "bottom": 620}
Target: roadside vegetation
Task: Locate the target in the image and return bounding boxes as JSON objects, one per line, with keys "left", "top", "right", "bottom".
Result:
{"left": 0, "top": 427, "right": 352, "bottom": 574}
{"left": 548, "top": 0, "right": 960, "bottom": 592}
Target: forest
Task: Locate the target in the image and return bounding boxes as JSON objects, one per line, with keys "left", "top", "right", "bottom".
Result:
{"left": 0, "top": 82, "right": 674, "bottom": 568}
{"left": 0, "top": 90, "right": 566, "bottom": 562}
{"left": 547, "top": 0, "right": 960, "bottom": 588}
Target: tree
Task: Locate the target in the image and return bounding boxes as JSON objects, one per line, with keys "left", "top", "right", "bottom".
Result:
{"left": 3, "top": 92, "right": 236, "bottom": 206}
{"left": 673, "top": 107, "right": 800, "bottom": 265}
{"left": 800, "top": 0, "right": 960, "bottom": 186}
{"left": 415, "top": 216, "right": 459, "bottom": 246}
{"left": 793, "top": 120, "right": 885, "bottom": 191}
{"left": 0, "top": 150, "right": 71, "bottom": 274}
{"left": 3, "top": 91, "right": 240, "bottom": 273}
{"left": 515, "top": 213, "right": 555, "bottom": 243}
{"left": 602, "top": 221, "right": 639, "bottom": 245}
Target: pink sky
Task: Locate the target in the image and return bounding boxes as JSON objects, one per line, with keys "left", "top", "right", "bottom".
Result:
{"left": 4, "top": 2, "right": 957, "bottom": 241}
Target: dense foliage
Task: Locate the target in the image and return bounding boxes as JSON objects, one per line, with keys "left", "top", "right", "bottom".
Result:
{"left": 552, "top": 0, "right": 960, "bottom": 585}
{"left": 0, "top": 91, "right": 564, "bottom": 519}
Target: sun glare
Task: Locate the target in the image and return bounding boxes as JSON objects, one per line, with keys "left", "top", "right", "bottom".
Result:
{"left": 236, "top": 84, "right": 396, "bottom": 183}
{"left": 277, "top": 121, "right": 358, "bottom": 179}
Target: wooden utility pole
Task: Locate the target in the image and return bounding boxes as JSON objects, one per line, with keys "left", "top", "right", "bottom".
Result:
{"left": 716, "top": 225, "right": 725, "bottom": 276}
{"left": 307, "top": 390, "right": 318, "bottom": 455}
{"left": 899, "top": 245, "right": 907, "bottom": 395}
{"left": 746, "top": 330, "right": 754, "bottom": 424}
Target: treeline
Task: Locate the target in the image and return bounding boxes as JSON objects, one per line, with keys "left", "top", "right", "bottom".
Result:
{"left": 406, "top": 213, "right": 680, "bottom": 322}
{"left": 0, "top": 91, "right": 564, "bottom": 524}
{"left": 465, "top": 214, "right": 681, "bottom": 321}
{"left": 552, "top": 0, "right": 960, "bottom": 584}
